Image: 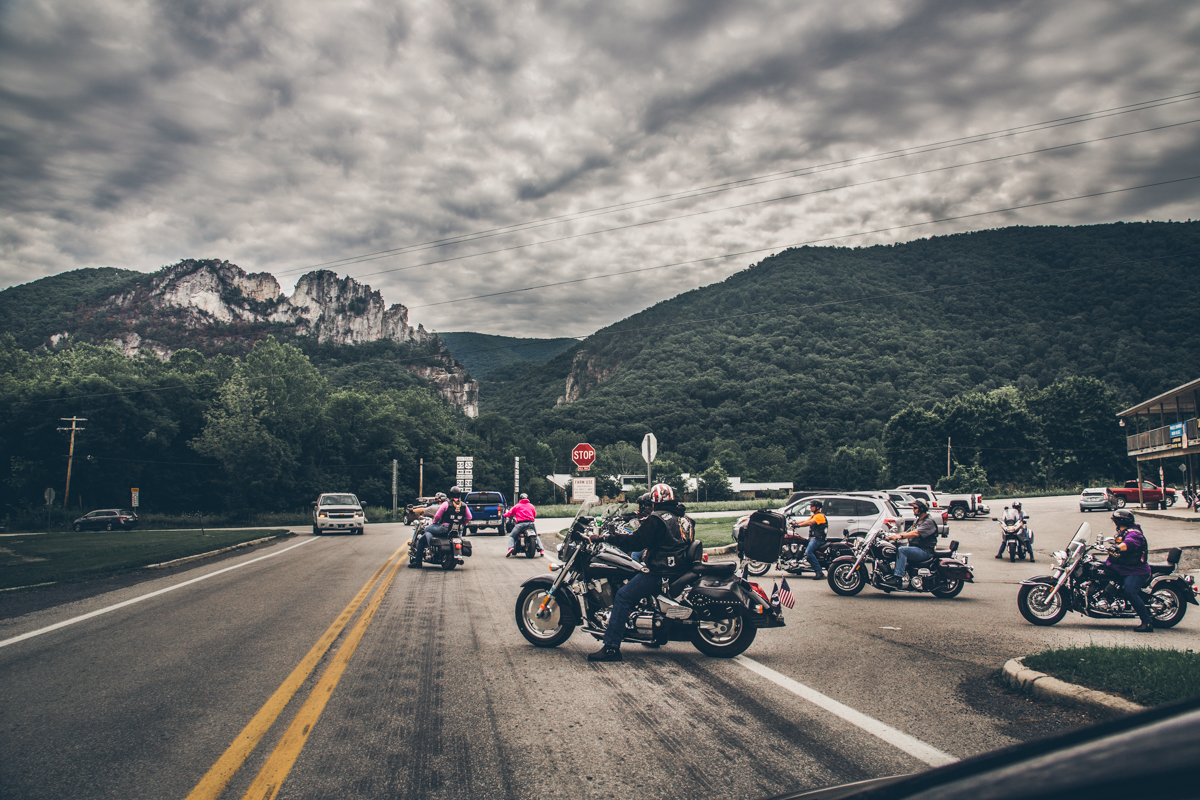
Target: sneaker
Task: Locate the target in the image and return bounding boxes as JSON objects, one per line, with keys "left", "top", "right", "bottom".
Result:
{"left": 812, "top": 573, "right": 824, "bottom": 580}
{"left": 537, "top": 549, "right": 545, "bottom": 557}
{"left": 1134, "top": 622, "right": 1155, "bottom": 633}
{"left": 587, "top": 645, "right": 623, "bottom": 662}
{"left": 505, "top": 548, "right": 514, "bottom": 558}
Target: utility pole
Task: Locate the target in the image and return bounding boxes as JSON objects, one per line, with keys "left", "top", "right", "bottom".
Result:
{"left": 419, "top": 458, "right": 424, "bottom": 497}
{"left": 57, "top": 417, "right": 86, "bottom": 509}
{"left": 947, "top": 437, "right": 952, "bottom": 478}
{"left": 392, "top": 459, "right": 398, "bottom": 521}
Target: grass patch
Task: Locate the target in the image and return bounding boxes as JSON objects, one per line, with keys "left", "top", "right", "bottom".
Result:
{"left": 1022, "top": 644, "right": 1200, "bottom": 706}
{"left": 693, "top": 516, "right": 743, "bottom": 548}
{"left": 0, "top": 528, "right": 290, "bottom": 590}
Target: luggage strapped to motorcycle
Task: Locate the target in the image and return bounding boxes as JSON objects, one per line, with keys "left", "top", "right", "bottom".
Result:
{"left": 741, "top": 510, "right": 786, "bottom": 563}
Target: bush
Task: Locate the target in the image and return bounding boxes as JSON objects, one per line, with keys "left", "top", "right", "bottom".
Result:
{"left": 937, "top": 464, "right": 991, "bottom": 494}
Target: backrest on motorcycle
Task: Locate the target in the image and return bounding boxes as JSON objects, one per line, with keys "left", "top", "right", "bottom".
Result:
{"left": 1167, "top": 547, "right": 1182, "bottom": 565}
{"left": 742, "top": 511, "right": 786, "bottom": 563}
{"left": 950, "top": 540, "right": 959, "bottom": 552}
{"left": 686, "top": 540, "right": 703, "bottom": 566}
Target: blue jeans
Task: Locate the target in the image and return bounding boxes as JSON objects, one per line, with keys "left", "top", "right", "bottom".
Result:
{"left": 1119, "top": 573, "right": 1153, "bottom": 625}
{"left": 805, "top": 537, "right": 824, "bottom": 575}
{"left": 507, "top": 521, "right": 539, "bottom": 551}
{"left": 602, "top": 572, "right": 661, "bottom": 648}
{"left": 418, "top": 523, "right": 449, "bottom": 555}
{"left": 894, "top": 546, "right": 932, "bottom": 576}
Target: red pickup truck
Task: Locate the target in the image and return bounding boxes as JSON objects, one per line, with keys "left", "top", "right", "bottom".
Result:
{"left": 1110, "top": 480, "right": 1176, "bottom": 508}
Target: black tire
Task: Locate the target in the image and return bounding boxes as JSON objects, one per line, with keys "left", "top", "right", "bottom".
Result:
{"left": 951, "top": 506, "right": 967, "bottom": 521}
{"left": 73, "top": 524, "right": 82, "bottom": 532}
{"left": 1116, "top": 496, "right": 1127, "bottom": 508}
{"left": 356, "top": 527, "right": 364, "bottom": 535}
{"left": 745, "top": 560, "right": 771, "bottom": 577}
{"left": 931, "top": 578, "right": 964, "bottom": 598}
{"left": 1168, "top": 495, "right": 1177, "bottom": 507}
{"left": 441, "top": 557, "right": 457, "bottom": 571}
{"left": 106, "top": 522, "right": 113, "bottom": 531}
{"left": 690, "top": 615, "right": 757, "bottom": 658}
{"left": 828, "top": 562, "right": 866, "bottom": 596}
{"left": 525, "top": 542, "right": 537, "bottom": 558}
{"left": 1017, "top": 583, "right": 1067, "bottom": 626}
{"left": 1009, "top": 541, "right": 1017, "bottom": 562}
{"left": 1149, "top": 586, "right": 1187, "bottom": 628}
{"left": 515, "top": 585, "right": 575, "bottom": 647}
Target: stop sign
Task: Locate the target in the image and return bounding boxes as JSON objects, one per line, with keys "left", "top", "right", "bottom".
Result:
{"left": 572, "top": 442, "right": 596, "bottom": 471}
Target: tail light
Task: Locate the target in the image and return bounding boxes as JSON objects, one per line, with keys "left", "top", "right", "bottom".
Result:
{"left": 702, "top": 553, "right": 709, "bottom": 562}
{"left": 749, "top": 583, "right": 771, "bottom": 603}
{"left": 941, "top": 512, "right": 948, "bottom": 522}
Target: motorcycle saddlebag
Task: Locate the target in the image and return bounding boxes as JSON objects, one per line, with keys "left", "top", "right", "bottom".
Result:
{"left": 460, "top": 540, "right": 472, "bottom": 557}
{"left": 741, "top": 511, "right": 785, "bottom": 563}
{"left": 937, "top": 559, "right": 971, "bottom": 580}
{"left": 689, "top": 575, "right": 746, "bottom": 620}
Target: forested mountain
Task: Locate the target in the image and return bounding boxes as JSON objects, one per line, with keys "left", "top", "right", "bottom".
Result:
{"left": 436, "top": 332, "right": 577, "bottom": 378}
{"left": 483, "top": 222, "right": 1199, "bottom": 485}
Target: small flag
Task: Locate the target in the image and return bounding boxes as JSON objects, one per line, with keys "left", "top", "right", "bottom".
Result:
{"left": 770, "top": 582, "right": 780, "bottom": 608}
{"left": 779, "top": 578, "right": 796, "bottom": 609}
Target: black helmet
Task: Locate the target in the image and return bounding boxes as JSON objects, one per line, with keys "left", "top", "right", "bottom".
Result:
{"left": 911, "top": 500, "right": 929, "bottom": 515}
{"left": 808, "top": 499, "right": 823, "bottom": 509}
{"left": 448, "top": 486, "right": 464, "bottom": 499}
{"left": 519, "top": 493, "right": 529, "bottom": 500}
{"left": 1111, "top": 509, "right": 1136, "bottom": 528}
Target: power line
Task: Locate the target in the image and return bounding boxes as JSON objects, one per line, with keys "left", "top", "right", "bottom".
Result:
{"left": 274, "top": 91, "right": 1200, "bottom": 277}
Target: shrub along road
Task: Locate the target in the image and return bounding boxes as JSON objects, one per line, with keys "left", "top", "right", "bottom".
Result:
{"left": 0, "top": 496, "right": 1194, "bottom": 799}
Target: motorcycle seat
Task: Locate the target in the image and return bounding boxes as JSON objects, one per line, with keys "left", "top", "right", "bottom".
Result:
{"left": 696, "top": 561, "right": 737, "bottom": 577}
{"left": 934, "top": 549, "right": 954, "bottom": 558}
{"left": 1149, "top": 562, "right": 1175, "bottom": 575}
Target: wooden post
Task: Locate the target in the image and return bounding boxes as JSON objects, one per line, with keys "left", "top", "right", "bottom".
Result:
{"left": 1136, "top": 460, "right": 1145, "bottom": 508}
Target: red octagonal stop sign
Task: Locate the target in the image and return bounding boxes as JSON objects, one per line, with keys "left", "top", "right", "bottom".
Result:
{"left": 572, "top": 442, "right": 596, "bottom": 471}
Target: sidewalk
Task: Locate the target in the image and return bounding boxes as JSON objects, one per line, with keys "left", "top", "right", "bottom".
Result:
{"left": 1134, "top": 505, "right": 1200, "bottom": 524}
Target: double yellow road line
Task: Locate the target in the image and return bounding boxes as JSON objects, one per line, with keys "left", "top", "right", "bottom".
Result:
{"left": 186, "top": 543, "right": 408, "bottom": 800}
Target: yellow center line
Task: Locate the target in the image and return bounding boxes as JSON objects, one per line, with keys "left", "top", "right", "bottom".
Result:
{"left": 184, "top": 543, "right": 407, "bottom": 800}
{"left": 240, "top": 546, "right": 408, "bottom": 800}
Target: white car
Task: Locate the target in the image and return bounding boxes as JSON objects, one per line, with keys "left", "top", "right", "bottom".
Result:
{"left": 312, "top": 493, "right": 366, "bottom": 535}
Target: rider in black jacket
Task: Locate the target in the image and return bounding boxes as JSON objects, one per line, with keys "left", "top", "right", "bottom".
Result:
{"left": 587, "top": 483, "right": 693, "bottom": 662}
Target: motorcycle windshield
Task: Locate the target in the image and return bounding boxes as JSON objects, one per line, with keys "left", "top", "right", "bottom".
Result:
{"left": 1066, "top": 522, "right": 1092, "bottom": 559}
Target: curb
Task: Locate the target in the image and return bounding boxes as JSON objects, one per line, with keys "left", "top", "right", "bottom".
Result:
{"left": 1134, "top": 508, "right": 1200, "bottom": 523}
{"left": 145, "top": 533, "right": 294, "bottom": 569}
{"left": 1000, "top": 657, "right": 1146, "bottom": 718}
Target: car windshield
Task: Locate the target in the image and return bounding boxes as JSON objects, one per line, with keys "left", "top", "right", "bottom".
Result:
{"left": 320, "top": 495, "right": 358, "bottom": 506}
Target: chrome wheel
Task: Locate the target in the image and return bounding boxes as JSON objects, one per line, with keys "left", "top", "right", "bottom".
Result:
{"left": 829, "top": 562, "right": 865, "bottom": 596}
{"left": 1149, "top": 586, "right": 1186, "bottom": 628}
{"left": 691, "top": 615, "right": 756, "bottom": 657}
{"left": 515, "top": 586, "right": 574, "bottom": 647}
{"left": 1017, "top": 583, "right": 1066, "bottom": 625}
{"left": 745, "top": 560, "right": 771, "bottom": 577}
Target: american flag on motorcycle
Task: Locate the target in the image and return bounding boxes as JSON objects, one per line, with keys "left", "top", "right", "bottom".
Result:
{"left": 779, "top": 578, "right": 796, "bottom": 609}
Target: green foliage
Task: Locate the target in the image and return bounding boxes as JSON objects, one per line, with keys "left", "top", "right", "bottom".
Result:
{"left": 1022, "top": 645, "right": 1200, "bottom": 707}
{"left": 436, "top": 331, "right": 577, "bottom": 379}
{"left": 0, "top": 267, "right": 147, "bottom": 350}
{"left": 698, "top": 460, "right": 733, "bottom": 501}
{"left": 937, "top": 464, "right": 990, "bottom": 494}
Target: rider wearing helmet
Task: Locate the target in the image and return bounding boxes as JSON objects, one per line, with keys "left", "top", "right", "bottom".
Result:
{"left": 996, "top": 500, "right": 1034, "bottom": 559}
{"left": 503, "top": 492, "right": 541, "bottom": 557}
{"left": 1106, "top": 509, "right": 1154, "bottom": 632}
{"left": 789, "top": 499, "right": 829, "bottom": 580}
{"left": 415, "top": 486, "right": 472, "bottom": 561}
{"left": 588, "top": 483, "right": 694, "bottom": 662}
{"left": 882, "top": 500, "right": 938, "bottom": 587}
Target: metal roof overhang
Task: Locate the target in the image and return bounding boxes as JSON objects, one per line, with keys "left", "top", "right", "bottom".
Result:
{"left": 1117, "top": 376, "right": 1200, "bottom": 418}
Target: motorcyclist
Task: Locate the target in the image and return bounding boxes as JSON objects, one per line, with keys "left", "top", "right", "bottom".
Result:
{"left": 881, "top": 500, "right": 937, "bottom": 588}
{"left": 789, "top": 499, "right": 828, "bottom": 580}
{"left": 415, "top": 486, "right": 471, "bottom": 560}
{"left": 1105, "top": 509, "right": 1154, "bottom": 632}
{"left": 996, "top": 500, "right": 1034, "bottom": 559}
{"left": 587, "top": 483, "right": 693, "bottom": 662}
{"left": 503, "top": 493, "right": 542, "bottom": 557}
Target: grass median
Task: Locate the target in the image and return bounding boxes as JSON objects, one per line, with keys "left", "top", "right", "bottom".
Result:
{"left": 1023, "top": 644, "right": 1200, "bottom": 706}
{"left": 0, "top": 528, "right": 291, "bottom": 590}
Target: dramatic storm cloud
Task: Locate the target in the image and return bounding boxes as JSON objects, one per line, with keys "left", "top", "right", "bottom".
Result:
{"left": 2, "top": 0, "right": 1198, "bottom": 336}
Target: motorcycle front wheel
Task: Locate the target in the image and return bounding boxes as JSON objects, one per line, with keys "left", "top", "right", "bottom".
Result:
{"left": 1149, "top": 586, "right": 1187, "bottom": 628}
{"left": 745, "top": 560, "right": 771, "bottom": 577}
{"left": 515, "top": 585, "right": 575, "bottom": 647}
{"left": 1017, "top": 583, "right": 1066, "bottom": 626}
{"left": 828, "top": 562, "right": 866, "bottom": 596}
{"left": 690, "top": 615, "right": 756, "bottom": 658}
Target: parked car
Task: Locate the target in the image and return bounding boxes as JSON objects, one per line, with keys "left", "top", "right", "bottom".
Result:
{"left": 465, "top": 491, "right": 507, "bottom": 533}
{"left": 1109, "top": 479, "right": 1176, "bottom": 508}
{"left": 894, "top": 484, "right": 989, "bottom": 519}
{"left": 72, "top": 508, "right": 138, "bottom": 532}
{"left": 312, "top": 493, "right": 366, "bottom": 535}
{"left": 733, "top": 494, "right": 907, "bottom": 543}
{"left": 1079, "top": 487, "right": 1118, "bottom": 512}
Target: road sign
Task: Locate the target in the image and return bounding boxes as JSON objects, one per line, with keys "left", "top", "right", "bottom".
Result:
{"left": 514, "top": 456, "right": 520, "bottom": 499}
{"left": 641, "top": 433, "right": 658, "bottom": 464}
{"left": 572, "top": 477, "right": 596, "bottom": 502}
{"left": 44, "top": 487, "right": 55, "bottom": 506}
{"left": 572, "top": 443, "right": 596, "bottom": 471}
{"left": 1179, "top": 463, "right": 1188, "bottom": 473}
{"left": 456, "top": 456, "right": 474, "bottom": 492}
{"left": 131, "top": 488, "right": 139, "bottom": 507}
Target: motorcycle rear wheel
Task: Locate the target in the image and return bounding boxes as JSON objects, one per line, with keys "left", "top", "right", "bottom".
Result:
{"left": 828, "top": 562, "right": 866, "bottom": 596}
{"left": 525, "top": 542, "right": 537, "bottom": 558}
{"left": 931, "top": 579, "right": 964, "bottom": 598}
{"left": 1150, "top": 586, "right": 1187, "bottom": 628}
{"left": 515, "top": 585, "right": 575, "bottom": 647}
{"left": 690, "top": 615, "right": 756, "bottom": 658}
{"left": 442, "top": 557, "right": 457, "bottom": 570}
{"left": 745, "top": 560, "right": 771, "bottom": 577}
{"left": 1017, "top": 583, "right": 1066, "bottom": 626}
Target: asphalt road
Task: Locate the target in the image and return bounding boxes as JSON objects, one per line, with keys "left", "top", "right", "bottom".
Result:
{"left": 0, "top": 494, "right": 1195, "bottom": 800}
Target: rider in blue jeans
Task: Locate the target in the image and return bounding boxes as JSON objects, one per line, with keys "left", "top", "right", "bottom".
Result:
{"left": 789, "top": 499, "right": 829, "bottom": 580}
{"left": 1105, "top": 509, "right": 1155, "bottom": 632}
{"left": 882, "top": 500, "right": 938, "bottom": 588}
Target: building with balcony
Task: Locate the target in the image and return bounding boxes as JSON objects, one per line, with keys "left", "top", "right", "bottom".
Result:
{"left": 1118, "top": 377, "right": 1199, "bottom": 493}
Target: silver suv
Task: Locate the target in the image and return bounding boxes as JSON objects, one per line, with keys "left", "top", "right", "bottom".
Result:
{"left": 733, "top": 494, "right": 902, "bottom": 542}
{"left": 312, "top": 493, "right": 366, "bottom": 535}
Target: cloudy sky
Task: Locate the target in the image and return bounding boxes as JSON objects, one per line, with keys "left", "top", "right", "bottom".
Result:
{"left": 2, "top": 0, "right": 1198, "bottom": 337}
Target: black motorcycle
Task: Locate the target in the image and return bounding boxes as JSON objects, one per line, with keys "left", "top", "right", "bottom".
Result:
{"left": 993, "top": 512, "right": 1034, "bottom": 562}
{"left": 408, "top": 517, "right": 472, "bottom": 570}
{"left": 514, "top": 500, "right": 785, "bottom": 657}
{"left": 512, "top": 523, "right": 542, "bottom": 558}
{"left": 742, "top": 527, "right": 857, "bottom": 577}
{"left": 827, "top": 518, "right": 974, "bottom": 598}
{"left": 1017, "top": 522, "right": 1197, "bottom": 627}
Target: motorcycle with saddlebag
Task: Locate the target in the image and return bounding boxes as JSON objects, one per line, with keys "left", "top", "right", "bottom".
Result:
{"left": 827, "top": 517, "right": 974, "bottom": 598}
{"left": 740, "top": 522, "right": 857, "bottom": 577}
{"left": 1016, "top": 522, "right": 1196, "bottom": 627}
{"left": 408, "top": 516, "right": 472, "bottom": 570}
{"left": 515, "top": 499, "right": 785, "bottom": 657}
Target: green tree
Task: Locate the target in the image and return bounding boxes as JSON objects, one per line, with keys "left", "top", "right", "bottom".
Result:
{"left": 698, "top": 460, "right": 733, "bottom": 501}
{"left": 1026, "top": 376, "right": 1125, "bottom": 484}
{"left": 883, "top": 405, "right": 945, "bottom": 486}
{"left": 829, "top": 445, "right": 885, "bottom": 490}
{"left": 937, "top": 463, "right": 990, "bottom": 494}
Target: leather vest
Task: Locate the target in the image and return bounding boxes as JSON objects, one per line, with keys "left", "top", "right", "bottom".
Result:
{"left": 643, "top": 511, "right": 691, "bottom": 574}
{"left": 1112, "top": 528, "right": 1147, "bottom": 567}
{"left": 443, "top": 500, "right": 468, "bottom": 527}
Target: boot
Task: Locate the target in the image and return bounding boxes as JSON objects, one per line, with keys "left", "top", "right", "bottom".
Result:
{"left": 588, "top": 645, "right": 623, "bottom": 662}
{"left": 1133, "top": 621, "right": 1155, "bottom": 633}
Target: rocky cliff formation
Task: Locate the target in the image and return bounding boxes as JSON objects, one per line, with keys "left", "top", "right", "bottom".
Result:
{"left": 66, "top": 259, "right": 477, "bottom": 416}
{"left": 556, "top": 349, "right": 617, "bottom": 405}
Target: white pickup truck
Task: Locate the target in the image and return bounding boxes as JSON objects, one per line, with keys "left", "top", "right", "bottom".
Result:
{"left": 893, "top": 484, "right": 990, "bottom": 520}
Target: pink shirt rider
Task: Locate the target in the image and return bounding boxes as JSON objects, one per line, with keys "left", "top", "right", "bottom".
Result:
{"left": 504, "top": 498, "right": 537, "bottom": 523}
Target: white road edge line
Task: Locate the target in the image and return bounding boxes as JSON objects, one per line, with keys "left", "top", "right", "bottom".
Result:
{"left": 734, "top": 655, "right": 957, "bottom": 768}
{"left": 0, "top": 538, "right": 316, "bottom": 650}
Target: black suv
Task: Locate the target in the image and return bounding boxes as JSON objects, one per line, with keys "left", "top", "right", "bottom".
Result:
{"left": 73, "top": 509, "right": 138, "bottom": 532}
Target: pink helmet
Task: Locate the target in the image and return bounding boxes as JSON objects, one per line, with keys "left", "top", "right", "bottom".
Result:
{"left": 649, "top": 483, "right": 675, "bottom": 503}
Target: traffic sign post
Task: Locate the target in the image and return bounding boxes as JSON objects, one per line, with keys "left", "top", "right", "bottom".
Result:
{"left": 572, "top": 477, "right": 596, "bottom": 502}
{"left": 641, "top": 432, "right": 657, "bottom": 487}
{"left": 456, "top": 456, "right": 474, "bottom": 492}
{"left": 44, "top": 487, "right": 55, "bottom": 531}
{"left": 514, "top": 456, "right": 520, "bottom": 500}
{"left": 572, "top": 443, "right": 596, "bottom": 472}
{"left": 131, "top": 488, "right": 139, "bottom": 508}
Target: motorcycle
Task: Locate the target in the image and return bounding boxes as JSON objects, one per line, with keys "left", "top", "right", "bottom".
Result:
{"left": 512, "top": 523, "right": 542, "bottom": 558}
{"left": 741, "top": 527, "right": 857, "bottom": 577}
{"left": 827, "top": 517, "right": 974, "bottom": 598}
{"left": 1016, "top": 522, "right": 1197, "bottom": 627}
{"left": 514, "top": 499, "right": 785, "bottom": 658}
{"left": 994, "top": 512, "right": 1034, "bottom": 562}
{"left": 407, "top": 517, "right": 472, "bottom": 570}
